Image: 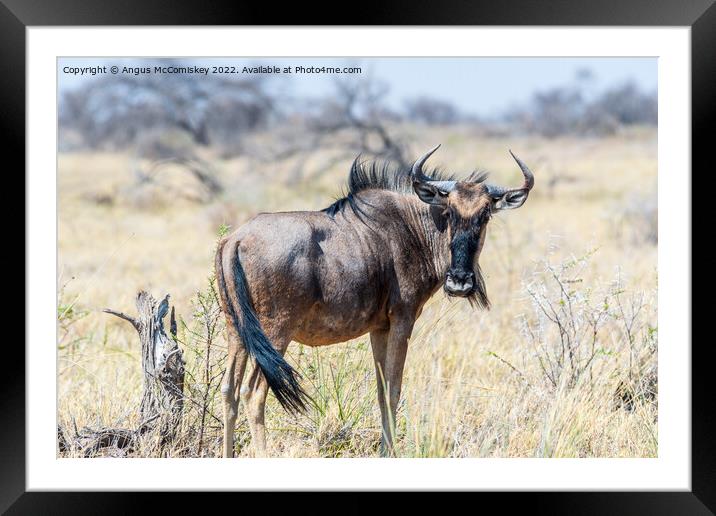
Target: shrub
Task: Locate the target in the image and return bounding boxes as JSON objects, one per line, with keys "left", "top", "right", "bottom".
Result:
{"left": 520, "top": 251, "right": 657, "bottom": 399}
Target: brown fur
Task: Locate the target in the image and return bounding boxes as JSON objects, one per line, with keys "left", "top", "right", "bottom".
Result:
{"left": 450, "top": 183, "right": 492, "bottom": 218}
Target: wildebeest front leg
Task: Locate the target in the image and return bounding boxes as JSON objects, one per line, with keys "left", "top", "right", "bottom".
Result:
{"left": 370, "top": 330, "right": 389, "bottom": 453}
{"left": 372, "top": 321, "right": 412, "bottom": 457}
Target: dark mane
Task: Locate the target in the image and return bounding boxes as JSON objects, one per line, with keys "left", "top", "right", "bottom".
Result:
{"left": 323, "top": 157, "right": 481, "bottom": 218}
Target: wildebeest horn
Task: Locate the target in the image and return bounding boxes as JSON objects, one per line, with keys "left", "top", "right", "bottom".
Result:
{"left": 486, "top": 150, "right": 535, "bottom": 197}
{"left": 411, "top": 144, "right": 456, "bottom": 193}
{"left": 509, "top": 149, "right": 534, "bottom": 191}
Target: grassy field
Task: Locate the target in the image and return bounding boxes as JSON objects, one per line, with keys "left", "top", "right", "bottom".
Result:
{"left": 57, "top": 126, "right": 658, "bottom": 458}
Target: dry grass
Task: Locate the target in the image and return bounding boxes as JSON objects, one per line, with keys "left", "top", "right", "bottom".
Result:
{"left": 57, "top": 126, "right": 657, "bottom": 458}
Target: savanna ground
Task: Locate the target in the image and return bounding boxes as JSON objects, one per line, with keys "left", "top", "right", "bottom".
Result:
{"left": 57, "top": 125, "right": 657, "bottom": 458}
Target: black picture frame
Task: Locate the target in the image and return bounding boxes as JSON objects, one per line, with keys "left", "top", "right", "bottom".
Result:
{"left": 5, "top": 0, "right": 713, "bottom": 512}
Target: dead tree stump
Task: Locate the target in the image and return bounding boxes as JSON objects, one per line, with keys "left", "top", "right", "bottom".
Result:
{"left": 59, "top": 291, "right": 185, "bottom": 457}
{"left": 104, "top": 291, "right": 186, "bottom": 447}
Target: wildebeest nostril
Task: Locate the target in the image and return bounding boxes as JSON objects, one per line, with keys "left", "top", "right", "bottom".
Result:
{"left": 448, "top": 269, "right": 474, "bottom": 283}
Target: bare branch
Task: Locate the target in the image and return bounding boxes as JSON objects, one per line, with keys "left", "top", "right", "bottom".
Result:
{"left": 102, "top": 308, "right": 139, "bottom": 330}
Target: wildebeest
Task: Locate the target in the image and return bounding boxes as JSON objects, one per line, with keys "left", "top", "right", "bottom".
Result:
{"left": 215, "top": 145, "right": 534, "bottom": 457}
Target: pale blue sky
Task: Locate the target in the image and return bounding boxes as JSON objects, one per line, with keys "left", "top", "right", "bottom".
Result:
{"left": 59, "top": 57, "right": 656, "bottom": 118}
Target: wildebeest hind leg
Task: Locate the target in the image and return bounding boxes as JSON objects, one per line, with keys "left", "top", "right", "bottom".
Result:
{"left": 221, "top": 325, "right": 249, "bottom": 458}
{"left": 242, "top": 335, "right": 291, "bottom": 456}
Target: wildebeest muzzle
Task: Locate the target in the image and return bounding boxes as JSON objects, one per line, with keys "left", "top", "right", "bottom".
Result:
{"left": 445, "top": 268, "right": 475, "bottom": 297}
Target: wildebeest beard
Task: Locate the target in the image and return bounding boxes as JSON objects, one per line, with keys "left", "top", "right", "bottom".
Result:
{"left": 444, "top": 263, "right": 490, "bottom": 310}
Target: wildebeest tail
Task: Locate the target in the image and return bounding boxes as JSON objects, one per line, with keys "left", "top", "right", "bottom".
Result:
{"left": 215, "top": 239, "right": 308, "bottom": 415}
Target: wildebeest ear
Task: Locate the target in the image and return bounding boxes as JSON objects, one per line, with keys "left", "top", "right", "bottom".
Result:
{"left": 413, "top": 181, "right": 449, "bottom": 206}
{"left": 493, "top": 189, "right": 528, "bottom": 210}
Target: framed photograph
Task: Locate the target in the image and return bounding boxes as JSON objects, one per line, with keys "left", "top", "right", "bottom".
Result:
{"left": 8, "top": 0, "right": 713, "bottom": 511}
